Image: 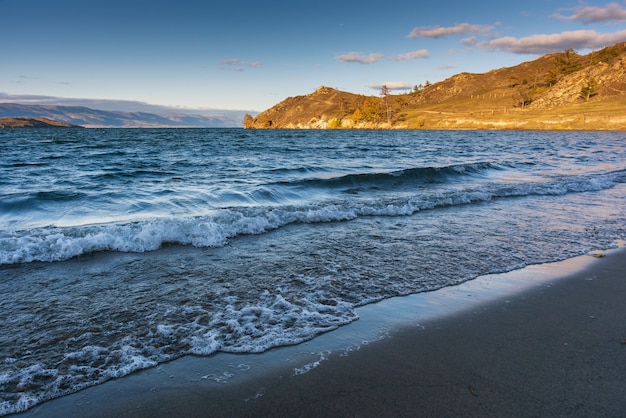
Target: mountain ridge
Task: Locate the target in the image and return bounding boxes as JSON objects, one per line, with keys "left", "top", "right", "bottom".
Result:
{"left": 0, "top": 117, "right": 83, "bottom": 128}
{"left": 246, "top": 43, "right": 626, "bottom": 130}
{"left": 0, "top": 103, "right": 248, "bottom": 128}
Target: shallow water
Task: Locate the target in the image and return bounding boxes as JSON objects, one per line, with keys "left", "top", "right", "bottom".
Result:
{"left": 1, "top": 129, "right": 625, "bottom": 414}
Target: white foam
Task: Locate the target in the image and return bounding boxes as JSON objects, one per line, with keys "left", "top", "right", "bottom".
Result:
{"left": 0, "top": 287, "right": 362, "bottom": 415}
{"left": 293, "top": 350, "right": 330, "bottom": 375}
{"left": 0, "top": 172, "right": 620, "bottom": 265}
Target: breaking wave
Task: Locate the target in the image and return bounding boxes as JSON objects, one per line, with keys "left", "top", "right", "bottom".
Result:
{"left": 1, "top": 169, "right": 622, "bottom": 265}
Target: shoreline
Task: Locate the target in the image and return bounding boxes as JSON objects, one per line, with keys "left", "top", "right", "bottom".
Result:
{"left": 17, "top": 246, "right": 626, "bottom": 417}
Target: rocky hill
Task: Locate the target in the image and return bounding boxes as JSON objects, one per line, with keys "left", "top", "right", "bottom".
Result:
{"left": 0, "top": 103, "right": 246, "bottom": 128}
{"left": 0, "top": 117, "right": 82, "bottom": 128}
{"left": 246, "top": 43, "right": 626, "bottom": 130}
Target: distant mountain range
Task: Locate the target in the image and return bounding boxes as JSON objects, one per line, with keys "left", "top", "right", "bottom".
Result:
{"left": 248, "top": 42, "right": 626, "bottom": 130}
{"left": 0, "top": 103, "right": 249, "bottom": 128}
{"left": 0, "top": 117, "right": 82, "bottom": 128}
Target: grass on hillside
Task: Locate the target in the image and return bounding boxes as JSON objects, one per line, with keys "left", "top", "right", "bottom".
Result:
{"left": 395, "top": 94, "right": 626, "bottom": 130}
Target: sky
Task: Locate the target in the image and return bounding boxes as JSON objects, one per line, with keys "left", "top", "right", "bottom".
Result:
{"left": 1, "top": 0, "right": 626, "bottom": 112}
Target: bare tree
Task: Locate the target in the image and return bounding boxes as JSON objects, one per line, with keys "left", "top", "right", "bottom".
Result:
{"left": 380, "top": 85, "right": 390, "bottom": 123}
{"left": 580, "top": 78, "right": 598, "bottom": 102}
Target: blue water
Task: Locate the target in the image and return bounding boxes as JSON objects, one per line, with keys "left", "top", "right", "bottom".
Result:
{"left": 1, "top": 128, "right": 625, "bottom": 414}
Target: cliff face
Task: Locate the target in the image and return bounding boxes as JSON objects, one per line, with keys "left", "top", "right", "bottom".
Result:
{"left": 247, "top": 43, "right": 626, "bottom": 130}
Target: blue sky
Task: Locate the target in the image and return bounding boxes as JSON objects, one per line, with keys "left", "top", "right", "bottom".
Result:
{"left": 1, "top": 0, "right": 626, "bottom": 112}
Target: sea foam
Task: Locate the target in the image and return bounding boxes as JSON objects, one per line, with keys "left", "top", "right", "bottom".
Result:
{"left": 0, "top": 170, "right": 621, "bottom": 265}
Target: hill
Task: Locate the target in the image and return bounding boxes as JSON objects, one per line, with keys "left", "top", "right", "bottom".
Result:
{"left": 0, "top": 117, "right": 82, "bottom": 128}
{"left": 0, "top": 103, "right": 247, "bottom": 128}
{"left": 246, "top": 43, "right": 626, "bottom": 130}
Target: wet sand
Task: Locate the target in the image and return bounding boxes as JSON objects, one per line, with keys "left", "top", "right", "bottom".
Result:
{"left": 20, "top": 248, "right": 626, "bottom": 417}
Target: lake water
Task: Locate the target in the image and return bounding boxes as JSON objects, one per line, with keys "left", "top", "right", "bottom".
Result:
{"left": 1, "top": 128, "right": 625, "bottom": 414}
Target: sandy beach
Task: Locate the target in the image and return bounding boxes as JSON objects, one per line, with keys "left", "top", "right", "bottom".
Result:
{"left": 17, "top": 247, "right": 625, "bottom": 418}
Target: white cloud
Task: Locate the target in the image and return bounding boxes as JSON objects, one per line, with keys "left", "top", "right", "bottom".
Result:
{"left": 553, "top": 2, "right": 626, "bottom": 23}
{"left": 368, "top": 81, "right": 414, "bottom": 91}
{"left": 408, "top": 23, "right": 495, "bottom": 39}
{"left": 335, "top": 52, "right": 385, "bottom": 64}
{"left": 479, "top": 29, "right": 626, "bottom": 54}
{"left": 220, "top": 58, "right": 262, "bottom": 71}
{"left": 392, "top": 49, "right": 429, "bottom": 61}
{"left": 461, "top": 36, "right": 478, "bottom": 46}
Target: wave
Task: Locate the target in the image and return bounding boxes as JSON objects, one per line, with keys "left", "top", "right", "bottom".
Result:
{"left": 1, "top": 170, "right": 622, "bottom": 265}
{"left": 277, "top": 161, "right": 506, "bottom": 191}
{"left": 0, "top": 191, "right": 88, "bottom": 215}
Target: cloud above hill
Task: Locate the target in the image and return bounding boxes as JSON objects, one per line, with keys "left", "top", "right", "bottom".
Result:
{"left": 336, "top": 49, "right": 429, "bottom": 64}
{"left": 392, "top": 50, "right": 429, "bottom": 61}
{"left": 220, "top": 59, "right": 263, "bottom": 72}
{"left": 408, "top": 23, "right": 496, "bottom": 39}
{"left": 335, "top": 52, "right": 385, "bottom": 64}
{"left": 368, "top": 81, "right": 415, "bottom": 91}
{"left": 404, "top": 3, "right": 626, "bottom": 56}
{"left": 553, "top": 2, "right": 626, "bottom": 23}
{"left": 479, "top": 29, "right": 626, "bottom": 54}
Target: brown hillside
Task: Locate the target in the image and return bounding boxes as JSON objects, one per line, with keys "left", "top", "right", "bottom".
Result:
{"left": 247, "top": 87, "right": 365, "bottom": 129}
{"left": 247, "top": 43, "right": 626, "bottom": 130}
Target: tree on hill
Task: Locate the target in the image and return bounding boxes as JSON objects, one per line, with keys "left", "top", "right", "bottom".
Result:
{"left": 356, "top": 97, "right": 383, "bottom": 122}
{"left": 546, "top": 48, "right": 582, "bottom": 86}
{"left": 580, "top": 78, "right": 598, "bottom": 102}
{"left": 590, "top": 44, "right": 621, "bottom": 65}
{"left": 380, "top": 85, "right": 390, "bottom": 123}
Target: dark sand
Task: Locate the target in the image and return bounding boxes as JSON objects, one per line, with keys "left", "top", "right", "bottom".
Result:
{"left": 20, "top": 249, "right": 626, "bottom": 418}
